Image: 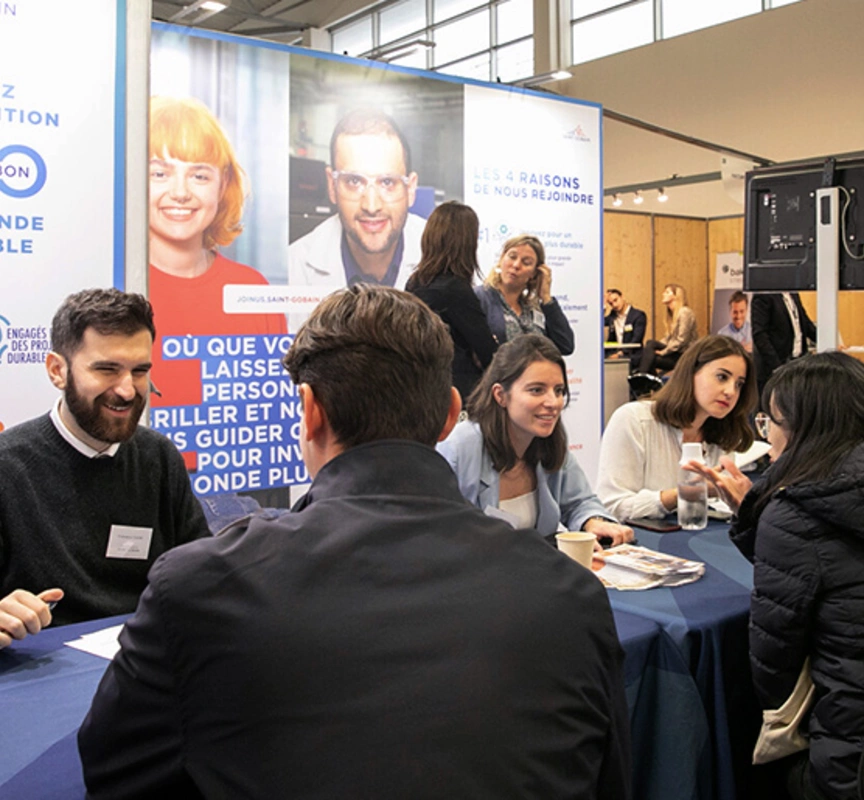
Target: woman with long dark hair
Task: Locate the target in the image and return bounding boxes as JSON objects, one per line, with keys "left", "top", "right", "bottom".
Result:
{"left": 406, "top": 201, "right": 497, "bottom": 400}
{"left": 438, "top": 335, "right": 632, "bottom": 546}
{"left": 597, "top": 334, "right": 757, "bottom": 520}
{"left": 688, "top": 351, "right": 864, "bottom": 800}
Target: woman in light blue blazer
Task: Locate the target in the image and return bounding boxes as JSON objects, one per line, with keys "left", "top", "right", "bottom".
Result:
{"left": 438, "top": 335, "right": 633, "bottom": 547}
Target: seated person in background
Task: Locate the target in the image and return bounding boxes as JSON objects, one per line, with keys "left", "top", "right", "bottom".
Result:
{"left": 406, "top": 201, "right": 497, "bottom": 400}
{"left": 475, "top": 235, "right": 574, "bottom": 355}
{"left": 79, "top": 286, "right": 631, "bottom": 800}
{"left": 596, "top": 335, "right": 756, "bottom": 520}
{"left": 0, "top": 289, "right": 208, "bottom": 647}
{"left": 717, "top": 290, "right": 752, "bottom": 352}
{"left": 604, "top": 288, "right": 646, "bottom": 359}
{"left": 632, "top": 283, "right": 698, "bottom": 375}
{"left": 439, "top": 334, "right": 633, "bottom": 547}
{"left": 687, "top": 352, "right": 864, "bottom": 800}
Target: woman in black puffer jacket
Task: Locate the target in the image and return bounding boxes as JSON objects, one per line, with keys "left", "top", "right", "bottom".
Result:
{"left": 686, "top": 351, "right": 864, "bottom": 800}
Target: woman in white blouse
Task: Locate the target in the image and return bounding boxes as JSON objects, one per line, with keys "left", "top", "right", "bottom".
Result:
{"left": 597, "top": 335, "right": 757, "bottom": 520}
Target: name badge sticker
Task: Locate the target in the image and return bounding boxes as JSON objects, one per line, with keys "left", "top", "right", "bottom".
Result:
{"left": 105, "top": 525, "right": 153, "bottom": 560}
{"left": 624, "top": 324, "right": 633, "bottom": 332}
{"left": 532, "top": 309, "right": 545, "bottom": 328}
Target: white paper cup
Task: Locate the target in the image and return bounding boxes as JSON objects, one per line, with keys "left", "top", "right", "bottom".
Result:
{"left": 555, "top": 531, "right": 596, "bottom": 569}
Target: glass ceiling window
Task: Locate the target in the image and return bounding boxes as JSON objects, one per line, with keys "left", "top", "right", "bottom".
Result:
{"left": 572, "top": 1, "right": 653, "bottom": 66}
{"left": 496, "top": 37, "right": 534, "bottom": 83}
{"left": 497, "top": 0, "right": 533, "bottom": 44}
{"left": 571, "top": 0, "right": 803, "bottom": 66}
{"left": 433, "top": 8, "right": 490, "bottom": 67}
{"left": 662, "top": 0, "right": 761, "bottom": 40}
{"left": 330, "top": 1, "right": 534, "bottom": 84}
{"left": 434, "top": 0, "right": 486, "bottom": 24}
{"left": 380, "top": 0, "right": 425, "bottom": 45}
{"left": 331, "top": 17, "right": 372, "bottom": 58}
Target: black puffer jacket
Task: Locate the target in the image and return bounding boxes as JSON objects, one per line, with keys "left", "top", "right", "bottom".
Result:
{"left": 731, "top": 445, "right": 864, "bottom": 800}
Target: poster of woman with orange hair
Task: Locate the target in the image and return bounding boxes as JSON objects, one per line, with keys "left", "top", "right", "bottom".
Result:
{"left": 148, "top": 96, "right": 287, "bottom": 418}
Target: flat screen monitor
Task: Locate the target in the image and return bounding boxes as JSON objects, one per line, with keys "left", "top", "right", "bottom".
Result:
{"left": 744, "top": 153, "right": 864, "bottom": 291}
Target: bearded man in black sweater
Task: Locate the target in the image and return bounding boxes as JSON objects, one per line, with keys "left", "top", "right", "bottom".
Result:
{"left": 0, "top": 288, "right": 208, "bottom": 647}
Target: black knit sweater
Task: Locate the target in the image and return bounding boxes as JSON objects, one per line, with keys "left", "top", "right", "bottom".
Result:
{"left": 0, "top": 414, "right": 209, "bottom": 625}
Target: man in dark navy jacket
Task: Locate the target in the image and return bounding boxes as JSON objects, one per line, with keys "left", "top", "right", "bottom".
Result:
{"left": 605, "top": 288, "right": 647, "bottom": 362}
{"left": 79, "top": 285, "right": 631, "bottom": 800}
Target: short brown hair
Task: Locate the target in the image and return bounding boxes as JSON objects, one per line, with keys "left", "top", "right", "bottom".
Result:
{"left": 329, "top": 108, "right": 411, "bottom": 173}
{"left": 282, "top": 285, "right": 453, "bottom": 448}
{"left": 51, "top": 288, "right": 155, "bottom": 361}
{"left": 729, "top": 291, "right": 748, "bottom": 305}
{"left": 409, "top": 201, "right": 480, "bottom": 286}
{"left": 466, "top": 334, "right": 568, "bottom": 472}
{"left": 653, "top": 334, "right": 757, "bottom": 451}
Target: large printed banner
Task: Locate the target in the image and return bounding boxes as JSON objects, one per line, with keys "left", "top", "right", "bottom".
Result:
{"left": 149, "top": 25, "right": 603, "bottom": 497}
{"left": 0, "top": 0, "right": 124, "bottom": 431}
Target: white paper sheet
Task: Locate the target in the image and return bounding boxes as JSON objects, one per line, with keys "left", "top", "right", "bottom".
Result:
{"left": 65, "top": 624, "right": 123, "bottom": 660}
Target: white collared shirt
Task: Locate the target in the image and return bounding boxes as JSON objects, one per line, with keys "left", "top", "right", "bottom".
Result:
{"left": 613, "top": 305, "right": 631, "bottom": 342}
{"left": 781, "top": 293, "right": 803, "bottom": 358}
{"left": 49, "top": 398, "right": 120, "bottom": 459}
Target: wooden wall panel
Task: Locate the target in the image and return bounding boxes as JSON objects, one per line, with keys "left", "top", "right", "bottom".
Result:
{"left": 653, "top": 216, "right": 708, "bottom": 340}
{"left": 707, "top": 217, "right": 744, "bottom": 326}
{"left": 603, "top": 212, "right": 654, "bottom": 333}
{"left": 798, "top": 292, "right": 864, "bottom": 348}
{"left": 604, "top": 212, "right": 864, "bottom": 351}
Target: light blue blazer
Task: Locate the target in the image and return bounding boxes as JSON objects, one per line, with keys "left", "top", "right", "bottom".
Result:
{"left": 437, "top": 421, "right": 613, "bottom": 540}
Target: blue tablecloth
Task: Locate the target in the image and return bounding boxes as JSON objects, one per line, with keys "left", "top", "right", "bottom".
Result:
{"left": 0, "top": 529, "right": 756, "bottom": 800}
{"left": 608, "top": 522, "right": 761, "bottom": 800}
{"left": 0, "top": 609, "right": 686, "bottom": 799}
{"left": 0, "top": 616, "right": 126, "bottom": 800}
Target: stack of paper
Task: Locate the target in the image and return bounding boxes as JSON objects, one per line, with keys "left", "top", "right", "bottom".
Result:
{"left": 597, "top": 544, "right": 705, "bottom": 591}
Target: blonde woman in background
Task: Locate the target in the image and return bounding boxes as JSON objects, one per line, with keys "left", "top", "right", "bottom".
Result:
{"left": 475, "top": 235, "right": 574, "bottom": 355}
{"left": 632, "top": 283, "right": 698, "bottom": 375}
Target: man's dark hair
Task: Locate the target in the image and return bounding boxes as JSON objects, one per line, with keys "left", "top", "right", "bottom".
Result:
{"left": 466, "top": 334, "right": 569, "bottom": 473}
{"left": 653, "top": 334, "right": 757, "bottom": 451}
{"left": 729, "top": 291, "right": 748, "bottom": 305}
{"left": 329, "top": 108, "right": 412, "bottom": 173}
{"left": 607, "top": 288, "right": 622, "bottom": 297}
{"left": 283, "top": 285, "right": 453, "bottom": 448}
{"left": 51, "top": 288, "right": 156, "bottom": 361}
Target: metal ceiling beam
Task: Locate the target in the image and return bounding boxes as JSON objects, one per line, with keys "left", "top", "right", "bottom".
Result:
{"left": 604, "top": 171, "right": 722, "bottom": 196}
{"left": 603, "top": 107, "right": 774, "bottom": 167}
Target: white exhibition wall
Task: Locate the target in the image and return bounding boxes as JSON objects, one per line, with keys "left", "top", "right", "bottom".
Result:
{"left": 0, "top": 0, "right": 125, "bottom": 430}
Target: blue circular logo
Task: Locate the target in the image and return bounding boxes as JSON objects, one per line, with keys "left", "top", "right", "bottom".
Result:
{"left": 0, "top": 145, "right": 47, "bottom": 198}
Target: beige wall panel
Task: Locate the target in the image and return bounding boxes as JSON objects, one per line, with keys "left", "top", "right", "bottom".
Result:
{"left": 797, "top": 292, "right": 864, "bottom": 349}
{"left": 653, "top": 216, "right": 708, "bottom": 340}
{"left": 603, "top": 212, "right": 654, "bottom": 334}
{"left": 838, "top": 293, "right": 864, "bottom": 347}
